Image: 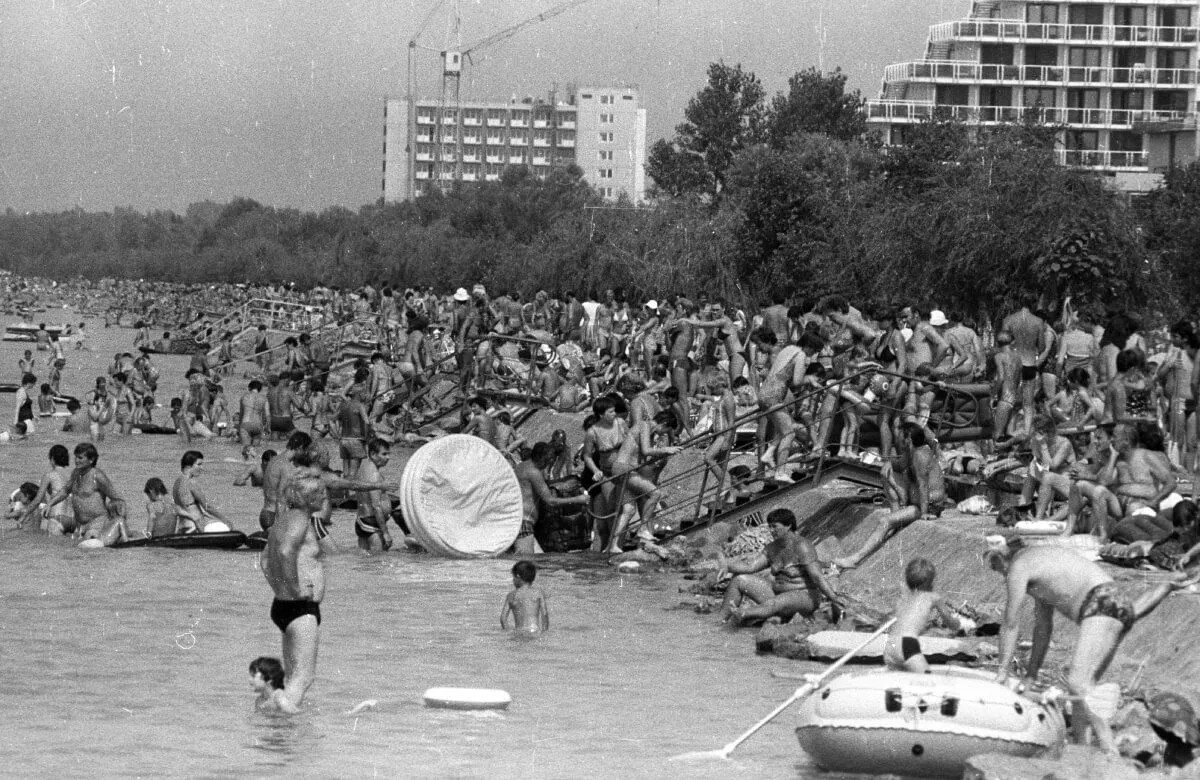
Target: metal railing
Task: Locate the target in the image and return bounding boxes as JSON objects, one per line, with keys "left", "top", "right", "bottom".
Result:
{"left": 866, "top": 100, "right": 1195, "bottom": 129}
{"left": 930, "top": 19, "right": 1199, "bottom": 45}
{"left": 586, "top": 367, "right": 994, "bottom": 542}
{"left": 1055, "top": 148, "right": 1149, "bottom": 168}
{"left": 884, "top": 60, "right": 1197, "bottom": 86}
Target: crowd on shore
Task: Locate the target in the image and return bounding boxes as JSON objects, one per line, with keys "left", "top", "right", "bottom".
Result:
{"left": 6, "top": 274, "right": 1200, "bottom": 762}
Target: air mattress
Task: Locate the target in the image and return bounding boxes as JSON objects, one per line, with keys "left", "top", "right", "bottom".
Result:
{"left": 111, "top": 531, "right": 247, "bottom": 550}
{"left": 422, "top": 687, "right": 511, "bottom": 710}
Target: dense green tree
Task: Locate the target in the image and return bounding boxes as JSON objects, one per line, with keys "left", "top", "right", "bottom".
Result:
{"left": 765, "top": 67, "right": 866, "bottom": 145}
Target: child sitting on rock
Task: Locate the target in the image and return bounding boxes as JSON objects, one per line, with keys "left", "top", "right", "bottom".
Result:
{"left": 885, "top": 557, "right": 973, "bottom": 673}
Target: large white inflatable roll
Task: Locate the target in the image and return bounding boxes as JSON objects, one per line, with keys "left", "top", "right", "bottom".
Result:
{"left": 400, "top": 435, "right": 522, "bottom": 558}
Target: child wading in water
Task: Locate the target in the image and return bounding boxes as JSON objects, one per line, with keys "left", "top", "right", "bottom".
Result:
{"left": 500, "top": 560, "right": 549, "bottom": 633}
{"left": 249, "top": 656, "right": 297, "bottom": 714}
{"left": 885, "top": 557, "right": 973, "bottom": 673}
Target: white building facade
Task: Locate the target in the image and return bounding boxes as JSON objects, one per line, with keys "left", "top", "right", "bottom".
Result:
{"left": 383, "top": 85, "right": 646, "bottom": 203}
{"left": 866, "top": 0, "right": 1200, "bottom": 191}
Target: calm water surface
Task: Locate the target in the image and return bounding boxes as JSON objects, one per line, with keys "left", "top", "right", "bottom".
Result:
{"left": 0, "top": 311, "right": 838, "bottom": 778}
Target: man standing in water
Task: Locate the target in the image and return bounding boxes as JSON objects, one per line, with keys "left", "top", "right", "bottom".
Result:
{"left": 261, "top": 445, "right": 329, "bottom": 712}
{"left": 987, "top": 533, "right": 1189, "bottom": 753}
{"left": 259, "top": 432, "right": 311, "bottom": 531}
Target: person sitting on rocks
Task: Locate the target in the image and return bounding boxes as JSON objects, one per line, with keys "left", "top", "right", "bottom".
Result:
{"left": 716, "top": 508, "right": 844, "bottom": 626}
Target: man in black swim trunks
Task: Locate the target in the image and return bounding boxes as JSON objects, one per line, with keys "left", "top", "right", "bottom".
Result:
{"left": 987, "top": 533, "right": 1189, "bottom": 753}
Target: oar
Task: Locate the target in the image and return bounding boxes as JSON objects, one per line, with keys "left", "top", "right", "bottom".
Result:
{"left": 670, "top": 617, "right": 896, "bottom": 762}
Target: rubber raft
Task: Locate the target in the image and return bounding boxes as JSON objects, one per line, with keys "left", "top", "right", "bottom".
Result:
{"left": 111, "top": 531, "right": 249, "bottom": 550}
{"left": 794, "top": 668, "right": 1066, "bottom": 778}
{"left": 399, "top": 434, "right": 523, "bottom": 558}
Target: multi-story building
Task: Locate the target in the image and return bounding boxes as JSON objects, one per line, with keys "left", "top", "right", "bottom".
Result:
{"left": 383, "top": 85, "right": 646, "bottom": 203}
{"left": 866, "top": 0, "right": 1200, "bottom": 191}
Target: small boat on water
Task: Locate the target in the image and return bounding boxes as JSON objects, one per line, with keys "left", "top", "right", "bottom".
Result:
{"left": 4, "top": 323, "right": 66, "bottom": 342}
{"left": 111, "top": 531, "right": 248, "bottom": 550}
{"left": 794, "top": 668, "right": 1066, "bottom": 778}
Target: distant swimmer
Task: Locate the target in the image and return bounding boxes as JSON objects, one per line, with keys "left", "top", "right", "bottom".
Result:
{"left": 500, "top": 560, "right": 549, "bottom": 633}
{"left": 248, "top": 656, "right": 297, "bottom": 715}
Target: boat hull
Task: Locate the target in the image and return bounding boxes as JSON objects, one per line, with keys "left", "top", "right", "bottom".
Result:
{"left": 795, "top": 669, "right": 1065, "bottom": 779}
{"left": 111, "top": 531, "right": 247, "bottom": 550}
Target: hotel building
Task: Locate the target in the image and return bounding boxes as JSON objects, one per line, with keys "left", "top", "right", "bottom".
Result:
{"left": 866, "top": 0, "right": 1200, "bottom": 190}
{"left": 383, "top": 85, "right": 647, "bottom": 203}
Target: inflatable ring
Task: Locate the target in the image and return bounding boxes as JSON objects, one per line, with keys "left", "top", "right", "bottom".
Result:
{"left": 422, "top": 687, "right": 511, "bottom": 710}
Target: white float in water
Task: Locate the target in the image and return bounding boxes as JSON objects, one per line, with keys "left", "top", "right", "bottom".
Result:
{"left": 422, "top": 687, "right": 512, "bottom": 710}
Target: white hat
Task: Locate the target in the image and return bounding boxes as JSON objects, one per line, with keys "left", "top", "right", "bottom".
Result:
{"left": 644, "top": 300, "right": 658, "bottom": 310}
{"left": 453, "top": 288, "right": 469, "bottom": 302}
{"left": 928, "top": 309, "right": 948, "bottom": 327}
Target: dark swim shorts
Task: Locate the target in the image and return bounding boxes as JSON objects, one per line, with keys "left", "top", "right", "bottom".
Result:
{"left": 270, "top": 598, "right": 322, "bottom": 633}
{"left": 259, "top": 508, "right": 276, "bottom": 532}
{"left": 1020, "top": 365, "right": 1038, "bottom": 381}
{"left": 1078, "top": 581, "right": 1135, "bottom": 632}
{"left": 901, "top": 636, "right": 922, "bottom": 660}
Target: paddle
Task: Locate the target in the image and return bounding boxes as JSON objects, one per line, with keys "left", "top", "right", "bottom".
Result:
{"left": 670, "top": 617, "right": 897, "bottom": 762}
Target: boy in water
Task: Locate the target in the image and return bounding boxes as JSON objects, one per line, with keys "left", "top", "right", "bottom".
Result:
{"left": 885, "top": 557, "right": 971, "bottom": 673}
{"left": 500, "top": 560, "right": 549, "bottom": 632}
{"left": 248, "top": 656, "right": 297, "bottom": 714}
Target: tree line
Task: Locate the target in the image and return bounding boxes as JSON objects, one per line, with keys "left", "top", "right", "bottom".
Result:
{"left": 1, "top": 62, "right": 1198, "bottom": 322}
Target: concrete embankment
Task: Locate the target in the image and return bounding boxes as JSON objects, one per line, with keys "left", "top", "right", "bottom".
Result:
{"left": 791, "top": 493, "right": 1200, "bottom": 695}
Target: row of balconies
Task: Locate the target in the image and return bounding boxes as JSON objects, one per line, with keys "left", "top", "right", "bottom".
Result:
{"left": 931, "top": 20, "right": 1199, "bottom": 45}
{"left": 885, "top": 61, "right": 1197, "bottom": 85}
{"left": 1055, "top": 148, "right": 1148, "bottom": 169}
{"left": 417, "top": 114, "right": 577, "bottom": 127}
{"left": 866, "top": 100, "right": 1194, "bottom": 128}
{"left": 414, "top": 132, "right": 576, "bottom": 145}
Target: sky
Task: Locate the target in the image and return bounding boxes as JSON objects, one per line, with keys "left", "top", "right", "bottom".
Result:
{"left": 0, "top": 0, "right": 967, "bottom": 213}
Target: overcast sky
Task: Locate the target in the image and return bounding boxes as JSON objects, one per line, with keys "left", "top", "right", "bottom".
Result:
{"left": 0, "top": 0, "right": 966, "bottom": 213}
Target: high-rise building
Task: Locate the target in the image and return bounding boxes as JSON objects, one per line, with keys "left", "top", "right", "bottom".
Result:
{"left": 382, "top": 85, "right": 646, "bottom": 203}
{"left": 866, "top": 0, "right": 1200, "bottom": 191}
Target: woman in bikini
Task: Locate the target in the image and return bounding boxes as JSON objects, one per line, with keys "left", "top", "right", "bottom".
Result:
{"left": 870, "top": 308, "right": 909, "bottom": 461}
{"left": 1105, "top": 349, "right": 1157, "bottom": 424}
{"left": 23, "top": 445, "right": 74, "bottom": 535}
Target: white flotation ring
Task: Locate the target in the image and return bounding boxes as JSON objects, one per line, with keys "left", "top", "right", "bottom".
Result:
{"left": 795, "top": 668, "right": 1065, "bottom": 778}
{"left": 400, "top": 435, "right": 523, "bottom": 558}
{"left": 1014, "top": 519, "right": 1066, "bottom": 537}
{"left": 77, "top": 539, "right": 105, "bottom": 550}
{"left": 422, "top": 687, "right": 511, "bottom": 710}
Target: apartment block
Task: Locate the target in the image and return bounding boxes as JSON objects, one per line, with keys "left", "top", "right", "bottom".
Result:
{"left": 866, "top": 0, "right": 1200, "bottom": 191}
{"left": 383, "top": 85, "right": 646, "bottom": 203}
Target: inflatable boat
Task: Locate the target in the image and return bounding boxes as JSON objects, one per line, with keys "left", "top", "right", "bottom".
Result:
{"left": 794, "top": 668, "right": 1065, "bottom": 778}
{"left": 111, "top": 531, "right": 248, "bottom": 550}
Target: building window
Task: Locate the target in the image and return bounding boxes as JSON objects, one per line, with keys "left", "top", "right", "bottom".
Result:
{"left": 600, "top": 187, "right": 614, "bottom": 198}
{"left": 622, "top": 94, "right": 634, "bottom": 100}
{"left": 598, "top": 150, "right": 613, "bottom": 161}
{"left": 580, "top": 93, "right": 592, "bottom": 100}
{"left": 599, "top": 94, "right": 612, "bottom": 104}
{"left": 1026, "top": 4, "right": 1058, "bottom": 24}
{"left": 599, "top": 132, "right": 613, "bottom": 142}
{"left": 599, "top": 113, "right": 614, "bottom": 124}
{"left": 598, "top": 169, "right": 614, "bottom": 179}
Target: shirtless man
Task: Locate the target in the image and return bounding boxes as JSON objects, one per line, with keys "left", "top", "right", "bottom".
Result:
{"left": 261, "top": 446, "right": 329, "bottom": 712}
{"left": 750, "top": 328, "right": 824, "bottom": 484}
{"left": 172, "top": 450, "right": 227, "bottom": 533}
{"left": 1002, "top": 299, "right": 1050, "bottom": 433}
{"left": 266, "top": 374, "right": 297, "bottom": 440}
{"left": 238, "top": 380, "right": 271, "bottom": 447}
{"left": 42, "top": 443, "right": 129, "bottom": 546}
{"left": 717, "top": 508, "right": 845, "bottom": 625}
{"left": 665, "top": 299, "right": 697, "bottom": 404}
{"left": 761, "top": 292, "right": 791, "bottom": 346}
{"left": 901, "top": 305, "right": 949, "bottom": 371}
{"left": 987, "top": 533, "right": 1188, "bottom": 753}
{"left": 336, "top": 387, "right": 371, "bottom": 478}
{"left": 514, "top": 442, "right": 589, "bottom": 555}
{"left": 1069, "top": 422, "right": 1175, "bottom": 541}
{"left": 353, "top": 438, "right": 394, "bottom": 552}
{"left": 260, "top": 432, "right": 311, "bottom": 532}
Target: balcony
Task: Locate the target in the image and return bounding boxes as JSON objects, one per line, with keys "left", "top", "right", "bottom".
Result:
{"left": 416, "top": 115, "right": 435, "bottom": 125}
{"left": 510, "top": 118, "right": 529, "bottom": 128}
{"left": 462, "top": 172, "right": 478, "bottom": 181}
{"left": 508, "top": 155, "right": 525, "bottom": 164}
{"left": 486, "top": 154, "right": 504, "bottom": 163}
{"left": 533, "top": 137, "right": 550, "bottom": 147}
{"left": 532, "top": 156, "right": 549, "bottom": 166}
{"left": 508, "top": 136, "right": 527, "bottom": 146}
{"left": 487, "top": 117, "right": 504, "bottom": 127}
{"left": 441, "top": 115, "right": 458, "bottom": 125}
{"left": 462, "top": 152, "right": 480, "bottom": 163}
{"left": 486, "top": 136, "right": 503, "bottom": 145}
{"left": 558, "top": 119, "right": 576, "bottom": 129}
{"left": 462, "top": 135, "right": 482, "bottom": 145}
{"left": 559, "top": 138, "right": 576, "bottom": 148}
{"left": 415, "top": 170, "right": 430, "bottom": 179}
{"left": 533, "top": 119, "right": 550, "bottom": 129}
{"left": 867, "top": 100, "right": 1195, "bottom": 129}
{"left": 930, "top": 19, "right": 1199, "bottom": 45}
{"left": 415, "top": 133, "right": 433, "bottom": 143}
{"left": 1056, "top": 149, "right": 1148, "bottom": 170}
{"left": 415, "top": 152, "right": 434, "bottom": 161}
{"left": 884, "top": 60, "right": 1198, "bottom": 87}
{"left": 463, "top": 116, "right": 482, "bottom": 126}
{"left": 485, "top": 173, "right": 500, "bottom": 181}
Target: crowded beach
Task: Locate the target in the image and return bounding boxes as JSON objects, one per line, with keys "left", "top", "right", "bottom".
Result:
{"left": 5, "top": 273, "right": 1200, "bottom": 775}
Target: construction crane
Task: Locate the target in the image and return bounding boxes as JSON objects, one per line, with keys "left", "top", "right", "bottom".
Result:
{"left": 404, "top": 0, "right": 594, "bottom": 196}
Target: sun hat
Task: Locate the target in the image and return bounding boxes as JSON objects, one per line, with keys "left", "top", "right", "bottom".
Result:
{"left": 929, "top": 310, "right": 949, "bottom": 327}
{"left": 644, "top": 300, "right": 658, "bottom": 310}
{"left": 453, "top": 288, "right": 469, "bottom": 302}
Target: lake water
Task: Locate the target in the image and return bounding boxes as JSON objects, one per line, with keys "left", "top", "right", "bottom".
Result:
{"left": 0, "top": 310, "right": 829, "bottom": 778}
